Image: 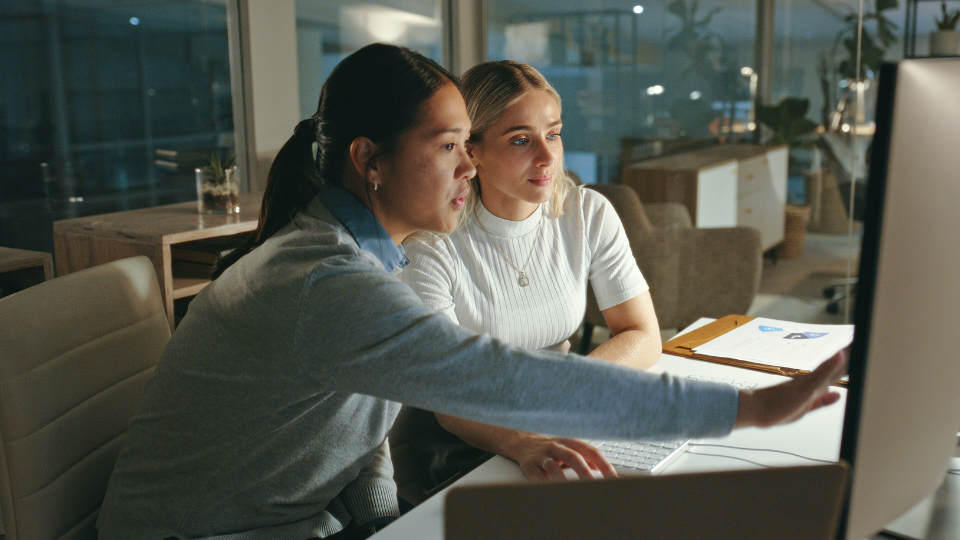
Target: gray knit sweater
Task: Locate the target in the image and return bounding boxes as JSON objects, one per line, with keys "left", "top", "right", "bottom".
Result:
{"left": 97, "top": 185, "right": 738, "bottom": 539}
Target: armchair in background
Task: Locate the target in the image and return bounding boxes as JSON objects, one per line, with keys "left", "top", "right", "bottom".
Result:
{"left": 582, "top": 184, "right": 762, "bottom": 353}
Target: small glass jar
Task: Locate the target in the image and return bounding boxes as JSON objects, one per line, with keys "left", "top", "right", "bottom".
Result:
{"left": 195, "top": 165, "right": 240, "bottom": 214}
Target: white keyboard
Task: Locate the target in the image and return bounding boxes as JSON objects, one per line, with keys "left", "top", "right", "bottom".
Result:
{"left": 585, "top": 439, "right": 690, "bottom": 475}
{"left": 588, "top": 375, "right": 759, "bottom": 475}
{"left": 684, "top": 374, "right": 760, "bottom": 390}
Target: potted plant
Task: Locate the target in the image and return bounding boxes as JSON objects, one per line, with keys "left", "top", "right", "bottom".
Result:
{"left": 931, "top": 1, "right": 960, "bottom": 56}
{"left": 195, "top": 150, "right": 239, "bottom": 214}
{"left": 756, "top": 97, "right": 819, "bottom": 258}
{"left": 755, "top": 98, "right": 819, "bottom": 162}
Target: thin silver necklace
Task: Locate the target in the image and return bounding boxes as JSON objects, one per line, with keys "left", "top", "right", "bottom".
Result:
{"left": 474, "top": 206, "right": 544, "bottom": 287}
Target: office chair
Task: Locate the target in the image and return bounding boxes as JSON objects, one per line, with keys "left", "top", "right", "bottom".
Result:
{"left": 580, "top": 184, "right": 762, "bottom": 353}
{"left": 0, "top": 256, "right": 170, "bottom": 540}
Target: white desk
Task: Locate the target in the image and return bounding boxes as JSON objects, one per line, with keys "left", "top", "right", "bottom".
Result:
{"left": 375, "top": 350, "right": 847, "bottom": 540}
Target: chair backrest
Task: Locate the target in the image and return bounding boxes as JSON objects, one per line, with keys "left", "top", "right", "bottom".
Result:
{"left": 583, "top": 183, "right": 761, "bottom": 330}
{"left": 446, "top": 464, "right": 849, "bottom": 540}
{"left": 587, "top": 183, "right": 655, "bottom": 237}
{"left": 0, "top": 256, "right": 170, "bottom": 540}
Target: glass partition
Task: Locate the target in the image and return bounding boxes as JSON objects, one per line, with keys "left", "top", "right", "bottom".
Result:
{"left": 0, "top": 0, "right": 233, "bottom": 254}
{"left": 771, "top": 0, "right": 907, "bottom": 323}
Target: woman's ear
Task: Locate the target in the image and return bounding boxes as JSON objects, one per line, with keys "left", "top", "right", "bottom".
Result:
{"left": 465, "top": 141, "right": 481, "bottom": 167}
{"left": 348, "top": 137, "right": 381, "bottom": 183}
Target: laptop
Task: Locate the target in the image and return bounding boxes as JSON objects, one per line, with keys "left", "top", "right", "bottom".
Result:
{"left": 445, "top": 463, "right": 848, "bottom": 540}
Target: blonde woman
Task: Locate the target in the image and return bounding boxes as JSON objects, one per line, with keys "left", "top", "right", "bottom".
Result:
{"left": 399, "top": 61, "right": 663, "bottom": 486}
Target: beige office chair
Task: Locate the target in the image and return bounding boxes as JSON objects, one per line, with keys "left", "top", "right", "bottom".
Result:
{"left": 0, "top": 256, "right": 170, "bottom": 540}
{"left": 582, "top": 184, "right": 761, "bottom": 350}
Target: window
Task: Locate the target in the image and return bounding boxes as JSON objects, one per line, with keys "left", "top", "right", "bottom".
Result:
{"left": 0, "top": 1, "right": 233, "bottom": 254}
{"left": 487, "top": 1, "right": 756, "bottom": 183}
{"left": 487, "top": 0, "right": 888, "bottom": 325}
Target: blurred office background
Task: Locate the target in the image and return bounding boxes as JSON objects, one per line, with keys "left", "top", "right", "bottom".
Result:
{"left": 2, "top": 0, "right": 956, "bottom": 324}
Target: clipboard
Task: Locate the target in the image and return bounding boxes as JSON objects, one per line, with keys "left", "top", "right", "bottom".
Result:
{"left": 662, "top": 314, "right": 847, "bottom": 386}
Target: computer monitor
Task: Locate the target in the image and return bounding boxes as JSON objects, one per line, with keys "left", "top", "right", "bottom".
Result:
{"left": 838, "top": 57, "right": 960, "bottom": 540}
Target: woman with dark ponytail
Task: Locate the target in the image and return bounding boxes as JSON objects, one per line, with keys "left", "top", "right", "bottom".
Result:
{"left": 97, "top": 44, "right": 845, "bottom": 540}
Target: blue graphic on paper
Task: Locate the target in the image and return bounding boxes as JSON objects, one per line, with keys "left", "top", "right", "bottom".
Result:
{"left": 783, "top": 332, "right": 829, "bottom": 340}
{"left": 759, "top": 326, "right": 783, "bottom": 332}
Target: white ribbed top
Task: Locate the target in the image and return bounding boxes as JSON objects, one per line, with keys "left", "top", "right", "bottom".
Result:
{"left": 400, "top": 187, "right": 648, "bottom": 350}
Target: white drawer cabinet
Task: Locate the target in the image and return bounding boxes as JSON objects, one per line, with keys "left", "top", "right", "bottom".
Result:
{"left": 622, "top": 144, "right": 788, "bottom": 251}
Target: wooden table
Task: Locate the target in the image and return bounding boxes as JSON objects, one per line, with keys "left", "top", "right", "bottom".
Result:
{"left": 53, "top": 193, "right": 261, "bottom": 328}
{"left": 0, "top": 246, "right": 54, "bottom": 298}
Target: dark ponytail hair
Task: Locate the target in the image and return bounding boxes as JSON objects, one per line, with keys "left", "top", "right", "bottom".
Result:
{"left": 213, "top": 44, "right": 458, "bottom": 279}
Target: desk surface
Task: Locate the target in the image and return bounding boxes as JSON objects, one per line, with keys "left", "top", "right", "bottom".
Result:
{"left": 377, "top": 342, "right": 960, "bottom": 540}
{"left": 375, "top": 350, "right": 847, "bottom": 540}
{"left": 52, "top": 192, "right": 263, "bottom": 328}
{"left": 52, "top": 192, "right": 261, "bottom": 245}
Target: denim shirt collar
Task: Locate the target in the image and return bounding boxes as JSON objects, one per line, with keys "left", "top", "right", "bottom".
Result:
{"left": 318, "top": 182, "right": 409, "bottom": 274}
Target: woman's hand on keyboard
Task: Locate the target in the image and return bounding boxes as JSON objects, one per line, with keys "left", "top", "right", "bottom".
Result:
{"left": 513, "top": 434, "right": 618, "bottom": 481}
{"left": 735, "top": 349, "right": 848, "bottom": 428}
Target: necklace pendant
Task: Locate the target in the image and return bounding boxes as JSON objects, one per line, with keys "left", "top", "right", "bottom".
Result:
{"left": 518, "top": 271, "right": 530, "bottom": 287}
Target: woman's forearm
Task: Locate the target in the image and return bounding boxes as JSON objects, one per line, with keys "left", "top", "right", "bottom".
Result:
{"left": 588, "top": 327, "right": 661, "bottom": 370}
{"left": 590, "top": 292, "right": 661, "bottom": 370}
{"left": 435, "top": 413, "right": 529, "bottom": 461}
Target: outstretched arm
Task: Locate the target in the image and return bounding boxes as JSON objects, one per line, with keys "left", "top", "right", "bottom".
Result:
{"left": 307, "top": 259, "right": 843, "bottom": 443}
{"left": 435, "top": 348, "right": 847, "bottom": 481}
{"left": 736, "top": 349, "right": 847, "bottom": 428}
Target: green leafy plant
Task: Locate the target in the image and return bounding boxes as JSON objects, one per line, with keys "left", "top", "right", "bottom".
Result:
{"left": 666, "top": 0, "right": 721, "bottom": 50}
{"left": 837, "top": 0, "right": 899, "bottom": 81}
{"left": 206, "top": 150, "right": 235, "bottom": 185}
{"left": 817, "top": 0, "right": 899, "bottom": 125}
{"left": 756, "top": 98, "right": 819, "bottom": 164}
{"left": 936, "top": 1, "right": 960, "bottom": 30}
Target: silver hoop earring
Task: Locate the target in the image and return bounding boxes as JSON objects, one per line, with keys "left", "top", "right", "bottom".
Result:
{"left": 373, "top": 183, "right": 379, "bottom": 192}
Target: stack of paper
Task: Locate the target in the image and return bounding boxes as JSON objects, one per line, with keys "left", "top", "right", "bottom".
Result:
{"left": 692, "top": 317, "right": 854, "bottom": 372}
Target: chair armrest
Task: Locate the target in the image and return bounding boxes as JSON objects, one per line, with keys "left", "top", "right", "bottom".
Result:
{"left": 636, "top": 226, "right": 762, "bottom": 330}
{"left": 643, "top": 203, "right": 693, "bottom": 229}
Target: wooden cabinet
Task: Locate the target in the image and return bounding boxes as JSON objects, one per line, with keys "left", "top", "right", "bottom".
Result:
{"left": 0, "top": 247, "right": 54, "bottom": 298}
{"left": 53, "top": 193, "right": 261, "bottom": 328}
{"left": 621, "top": 144, "right": 788, "bottom": 251}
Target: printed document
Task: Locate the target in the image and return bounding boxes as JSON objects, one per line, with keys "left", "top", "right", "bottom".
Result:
{"left": 692, "top": 317, "right": 854, "bottom": 371}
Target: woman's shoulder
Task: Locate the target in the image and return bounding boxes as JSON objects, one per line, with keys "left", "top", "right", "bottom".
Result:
{"left": 577, "top": 184, "right": 615, "bottom": 211}
{"left": 552, "top": 184, "right": 613, "bottom": 225}
{"left": 402, "top": 230, "right": 460, "bottom": 266}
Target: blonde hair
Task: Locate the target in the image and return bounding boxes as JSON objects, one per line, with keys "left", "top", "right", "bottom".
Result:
{"left": 459, "top": 61, "right": 577, "bottom": 226}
